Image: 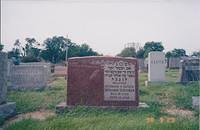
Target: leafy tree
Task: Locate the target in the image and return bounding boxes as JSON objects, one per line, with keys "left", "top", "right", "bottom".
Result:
{"left": 13, "top": 39, "right": 24, "bottom": 56}
{"left": 78, "top": 43, "right": 98, "bottom": 57}
{"left": 0, "top": 43, "right": 4, "bottom": 52}
{"left": 191, "top": 51, "right": 200, "bottom": 57}
{"left": 8, "top": 48, "right": 20, "bottom": 59}
{"left": 41, "top": 36, "right": 69, "bottom": 63}
{"left": 9, "top": 36, "right": 100, "bottom": 64}
{"left": 21, "top": 56, "right": 40, "bottom": 62}
{"left": 12, "top": 39, "right": 23, "bottom": 57}
{"left": 67, "top": 42, "right": 81, "bottom": 58}
{"left": 165, "top": 51, "right": 172, "bottom": 58}
{"left": 41, "top": 36, "right": 100, "bottom": 63}
{"left": 165, "top": 48, "right": 187, "bottom": 58}
{"left": 117, "top": 47, "right": 136, "bottom": 57}
{"left": 25, "top": 38, "right": 37, "bottom": 56}
{"left": 136, "top": 48, "right": 145, "bottom": 58}
{"left": 22, "top": 38, "right": 41, "bottom": 62}
{"left": 171, "top": 48, "right": 186, "bottom": 57}
{"left": 143, "top": 41, "right": 164, "bottom": 57}
{"left": 7, "top": 40, "right": 23, "bottom": 64}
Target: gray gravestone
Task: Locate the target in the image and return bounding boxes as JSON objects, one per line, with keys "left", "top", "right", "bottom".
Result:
{"left": 138, "top": 58, "right": 147, "bottom": 72}
{"left": 0, "top": 52, "right": 8, "bottom": 104}
{"left": 20, "top": 62, "right": 51, "bottom": 73}
{"left": 168, "top": 57, "right": 181, "bottom": 69}
{"left": 0, "top": 52, "right": 16, "bottom": 119}
{"left": 148, "top": 52, "right": 165, "bottom": 82}
{"left": 20, "top": 62, "right": 51, "bottom": 79}
{"left": 179, "top": 58, "right": 200, "bottom": 83}
{"left": 10, "top": 64, "right": 49, "bottom": 90}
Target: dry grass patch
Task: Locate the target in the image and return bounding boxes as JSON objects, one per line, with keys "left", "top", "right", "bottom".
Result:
{"left": 3, "top": 110, "right": 56, "bottom": 128}
{"left": 164, "top": 108, "right": 194, "bottom": 118}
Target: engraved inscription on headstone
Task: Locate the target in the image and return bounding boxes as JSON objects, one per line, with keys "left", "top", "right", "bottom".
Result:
{"left": 104, "top": 61, "right": 135, "bottom": 101}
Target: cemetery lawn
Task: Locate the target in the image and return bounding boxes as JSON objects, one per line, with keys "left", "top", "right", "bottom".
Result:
{"left": 2, "top": 69, "right": 200, "bottom": 130}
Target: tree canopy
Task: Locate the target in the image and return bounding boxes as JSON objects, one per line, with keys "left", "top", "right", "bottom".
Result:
{"left": 136, "top": 48, "right": 145, "bottom": 58}
{"left": 0, "top": 43, "right": 4, "bottom": 52}
{"left": 166, "top": 48, "right": 187, "bottom": 58}
{"left": 117, "top": 47, "right": 136, "bottom": 57}
{"left": 8, "top": 36, "right": 100, "bottom": 64}
{"left": 117, "top": 41, "right": 164, "bottom": 58}
{"left": 191, "top": 51, "right": 200, "bottom": 57}
{"left": 41, "top": 36, "right": 68, "bottom": 63}
{"left": 143, "top": 41, "right": 164, "bottom": 57}
{"left": 40, "top": 36, "right": 99, "bottom": 63}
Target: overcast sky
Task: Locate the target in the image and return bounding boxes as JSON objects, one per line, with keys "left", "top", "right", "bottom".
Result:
{"left": 1, "top": 0, "right": 200, "bottom": 55}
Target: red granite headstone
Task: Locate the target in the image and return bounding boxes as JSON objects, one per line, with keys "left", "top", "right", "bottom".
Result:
{"left": 67, "top": 56, "right": 139, "bottom": 108}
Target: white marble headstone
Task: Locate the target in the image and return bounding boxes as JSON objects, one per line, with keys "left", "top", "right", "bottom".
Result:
{"left": 148, "top": 52, "right": 165, "bottom": 82}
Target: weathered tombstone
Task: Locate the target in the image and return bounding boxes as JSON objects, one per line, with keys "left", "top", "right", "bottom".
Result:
{"left": 10, "top": 64, "right": 49, "bottom": 90}
{"left": 20, "top": 62, "right": 51, "bottom": 78}
{"left": 165, "top": 58, "right": 168, "bottom": 68}
{"left": 148, "top": 52, "right": 165, "bottom": 82}
{"left": 179, "top": 58, "right": 200, "bottom": 83}
{"left": 168, "top": 57, "right": 181, "bottom": 69}
{"left": 192, "top": 96, "right": 199, "bottom": 109}
{"left": 0, "top": 53, "right": 7, "bottom": 104}
{"left": 0, "top": 52, "right": 16, "bottom": 119}
{"left": 144, "top": 58, "right": 148, "bottom": 68}
{"left": 66, "top": 56, "right": 139, "bottom": 108}
{"left": 138, "top": 58, "right": 147, "bottom": 73}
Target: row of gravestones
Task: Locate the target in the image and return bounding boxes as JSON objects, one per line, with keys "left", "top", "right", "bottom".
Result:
{"left": 56, "top": 52, "right": 199, "bottom": 110}
{"left": 6, "top": 51, "right": 199, "bottom": 91}
{"left": 1, "top": 51, "right": 199, "bottom": 120}
{"left": 145, "top": 52, "right": 199, "bottom": 84}
{"left": 138, "top": 57, "right": 195, "bottom": 72}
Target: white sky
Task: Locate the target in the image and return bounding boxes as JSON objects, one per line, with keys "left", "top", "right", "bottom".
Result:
{"left": 1, "top": 0, "right": 200, "bottom": 55}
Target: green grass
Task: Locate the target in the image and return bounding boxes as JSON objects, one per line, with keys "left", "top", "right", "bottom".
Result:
{"left": 7, "top": 77, "right": 66, "bottom": 113}
{"left": 3, "top": 69, "right": 200, "bottom": 130}
{"left": 5, "top": 115, "right": 199, "bottom": 130}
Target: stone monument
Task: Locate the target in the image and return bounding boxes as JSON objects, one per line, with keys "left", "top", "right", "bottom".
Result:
{"left": 10, "top": 64, "right": 50, "bottom": 90}
{"left": 0, "top": 52, "right": 16, "bottom": 119}
{"left": 179, "top": 58, "right": 200, "bottom": 83}
{"left": 20, "top": 62, "right": 51, "bottom": 77}
{"left": 148, "top": 52, "right": 165, "bottom": 82}
{"left": 138, "top": 58, "right": 147, "bottom": 73}
{"left": 65, "top": 56, "right": 139, "bottom": 108}
{"left": 168, "top": 57, "right": 181, "bottom": 69}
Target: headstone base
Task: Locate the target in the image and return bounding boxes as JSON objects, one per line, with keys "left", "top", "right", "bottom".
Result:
{"left": 145, "top": 80, "right": 167, "bottom": 87}
{"left": 56, "top": 102, "right": 149, "bottom": 113}
{"left": 0, "top": 102, "right": 16, "bottom": 119}
{"left": 9, "top": 85, "right": 49, "bottom": 91}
